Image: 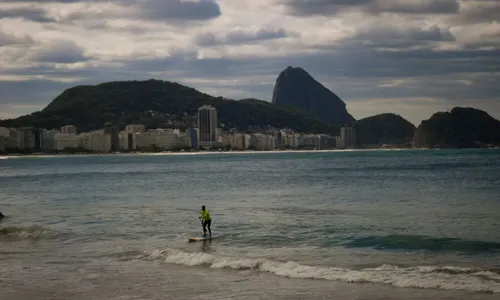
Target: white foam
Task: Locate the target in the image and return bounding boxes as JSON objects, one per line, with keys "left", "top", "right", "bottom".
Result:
{"left": 147, "top": 248, "right": 500, "bottom": 293}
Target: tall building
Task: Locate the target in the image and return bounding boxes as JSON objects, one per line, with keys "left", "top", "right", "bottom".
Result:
{"left": 104, "top": 123, "right": 119, "bottom": 151}
{"left": 341, "top": 126, "right": 356, "bottom": 147}
{"left": 197, "top": 105, "right": 218, "bottom": 148}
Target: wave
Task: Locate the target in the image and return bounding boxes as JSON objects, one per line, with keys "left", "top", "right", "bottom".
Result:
{"left": 142, "top": 248, "right": 500, "bottom": 293}
{"left": 343, "top": 234, "right": 500, "bottom": 253}
{"left": 0, "top": 226, "right": 54, "bottom": 240}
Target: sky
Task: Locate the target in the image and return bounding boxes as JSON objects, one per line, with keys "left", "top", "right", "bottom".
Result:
{"left": 0, "top": 0, "right": 499, "bottom": 126}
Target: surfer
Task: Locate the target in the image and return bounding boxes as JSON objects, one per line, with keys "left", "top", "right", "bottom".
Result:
{"left": 199, "top": 205, "right": 212, "bottom": 237}
{"left": 0, "top": 211, "right": 4, "bottom": 220}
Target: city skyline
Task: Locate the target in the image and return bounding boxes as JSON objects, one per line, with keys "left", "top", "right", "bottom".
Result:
{"left": 1, "top": 0, "right": 499, "bottom": 126}
{"left": 0, "top": 105, "right": 358, "bottom": 153}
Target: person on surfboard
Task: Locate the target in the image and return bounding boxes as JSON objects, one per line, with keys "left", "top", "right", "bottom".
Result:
{"left": 199, "top": 205, "right": 212, "bottom": 237}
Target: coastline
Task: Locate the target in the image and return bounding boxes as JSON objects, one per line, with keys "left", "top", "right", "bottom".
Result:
{"left": 2, "top": 146, "right": 499, "bottom": 160}
{"left": 0, "top": 147, "right": 470, "bottom": 160}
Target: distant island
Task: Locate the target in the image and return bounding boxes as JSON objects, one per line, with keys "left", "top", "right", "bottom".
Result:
{"left": 1, "top": 66, "right": 499, "bottom": 154}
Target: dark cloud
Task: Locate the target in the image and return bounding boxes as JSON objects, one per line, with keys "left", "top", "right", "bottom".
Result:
{"left": 31, "top": 40, "right": 88, "bottom": 63}
{"left": 283, "top": 0, "right": 459, "bottom": 16}
{"left": 1, "top": 0, "right": 221, "bottom": 24}
{"left": 0, "top": 29, "right": 33, "bottom": 46}
{"left": 0, "top": 6, "right": 54, "bottom": 22}
{"left": 451, "top": 0, "right": 500, "bottom": 24}
{"left": 355, "top": 25, "right": 455, "bottom": 47}
{"left": 139, "top": 0, "right": 221, "bottom": 22}
{"left": 194, "top": 27, "right": 293, "bottom": 46}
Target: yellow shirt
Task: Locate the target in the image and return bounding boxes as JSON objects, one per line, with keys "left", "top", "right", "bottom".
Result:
{"left": 200, "top": 209, "right": 211, "bottom": 221}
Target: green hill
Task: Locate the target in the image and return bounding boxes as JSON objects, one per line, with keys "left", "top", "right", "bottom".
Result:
{"left": 355, "top": 113, "right": 416, "bottom": 146}
{"left": 0, "top": 79, "right": 339, "bottom": 134}
{"left": 412, "top": 107, "right": 500, "bottom": 148}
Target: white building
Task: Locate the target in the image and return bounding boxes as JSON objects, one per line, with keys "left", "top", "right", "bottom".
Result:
{"left": 89, "top": 130, "right": 111, "bottom": 153}
{"left": 125, "top": 124, "right": 145, "bottom": 134}
{"left": 341, "top": 126, "right": 356, "bottom": 147}
{"left": 61, "top": 125, "right": 77, "bottom": 135}
{"left": 157, "top": 129, "right": 180, "bottom": 150}
{"left": 42, "top": 129, "right": 59, "bottom": 150}
{"left": 198, "top": 105, "right": 218, "bottom": 148}
{"left": 119, "top": 131, "right": 137, "bottom": 151}
{"left": 335, "top": 136, "right": 345, "bottom": 149}
{"left": 54, "top": 133, "right": 79, "bottom": 150}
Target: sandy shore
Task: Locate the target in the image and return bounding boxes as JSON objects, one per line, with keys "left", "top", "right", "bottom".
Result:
{"left": 0, "top": 148, "right": 422, "bottom": 159}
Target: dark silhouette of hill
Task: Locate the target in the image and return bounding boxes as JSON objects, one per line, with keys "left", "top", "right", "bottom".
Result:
{"left": 355, "top": 113, "right": 416, "bottom": 146}
{"left": 0, "top": 79, "right": 339, "bottom": 134}
{"left": 412, "top": 107, "right": 500, "bottom": 148}
{"left": 271, "top": 66, "right": 355, "bottom": 125}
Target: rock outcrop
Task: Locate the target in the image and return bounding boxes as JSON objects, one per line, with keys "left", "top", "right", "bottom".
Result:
{"left": 271, "top": 66, "right": 355, "bottom": 125}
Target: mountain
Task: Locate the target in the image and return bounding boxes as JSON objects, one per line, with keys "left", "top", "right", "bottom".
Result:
{"left": 271, "top": 66, "right": 355, "bottom": 125}
{"left": 0, "top": 79, "right": 339, "bottom": 134}
{"left": 412, "top": 107, "right": 500, "bottom": 148}
{"left": 355, "top": 113, "right": 416, "bottom": 146}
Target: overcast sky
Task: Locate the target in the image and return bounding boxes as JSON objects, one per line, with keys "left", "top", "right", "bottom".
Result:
{"left": 1, "top": 0, "right": 499, "bottom": 125}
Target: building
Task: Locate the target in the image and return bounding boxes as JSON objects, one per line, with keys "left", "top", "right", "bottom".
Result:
{"left": 125, "top": 124, "right": 145, "bottom": 134}
{"left": 185, "top": 127, "right": 198, "bottom": 149}
{"left": 16, "top": 127, "right": 35, "bottom": 150}
{"left": 104, "top": 123, "right": 120, "bottom": 152}
{"left": 197, "top": 105, "right": 218, "bottom": 148}
{"left": 60, "top": 125, "right": 77, "bottom": 135}
{"left": 89, "top": 130, "right": 111, "bottom": 153}
{"left": 42, "top": 129, "right": 59, "bottom": 151}
{"left": 119, "top": 131, "right": 137, "bottom": 151}
{"left": 341, "top": 126, "right": 356, "bottom": 147}
{"left": 54, "top": 133, "right": 79, "bottom": 150}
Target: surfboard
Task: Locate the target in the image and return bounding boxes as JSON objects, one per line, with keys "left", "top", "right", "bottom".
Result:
{"left": 188, "top": 235, "right": 218, "bottom": 242}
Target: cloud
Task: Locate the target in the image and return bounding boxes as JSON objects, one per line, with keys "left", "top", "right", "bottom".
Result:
{"left": 30, "top": 40, "right": 88, "bottom": 63}
{"left": 139, "top": 0, "right": 221, "bottom": 21}
{"left": 0, "top": 0, "right": 499, "bottom": 125}
{"left": 282, "top": 0, "right": 460, "bottom": 16}
{"left": 0, "top": 28, "right": 33, "bottom": 46}
{"left": 0, "top": 5, "right": 54, "bottom": 22}
{"left": 194, "top": 27, "right": 295, "bottom": 46}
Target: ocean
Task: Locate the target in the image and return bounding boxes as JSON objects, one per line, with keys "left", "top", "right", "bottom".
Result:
{"left": 1, "top": 149, "right": 499, "bottom": 300}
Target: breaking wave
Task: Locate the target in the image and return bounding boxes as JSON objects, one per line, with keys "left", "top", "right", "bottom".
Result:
{"left": 142, "top": 248, "right": 500, "bottom": 293}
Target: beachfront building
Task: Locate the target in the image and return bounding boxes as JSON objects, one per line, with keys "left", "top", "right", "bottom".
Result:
{"left": 198, "top": 105, "right": 218, "bottom": 149}
{"left": 89, "top": 130, "right": 111, "bottom": 153}
{"left": 341, "top": 126, "right": 356, "bottom": 147}
{"left": 156, "top": 129, "right": 180, "bottom": 149}
{"left": 104, "top": 123, "right": 120, "bottom": 152}
{"left": 184, "top": 127, "right": 198, "bottom": 149}
{"left": 54, "top": 133, "right": 79, "bottom": 150}
{"left": 119, "top": 131, "right": 137, "bottom": 151}
{"left": 16, "top": 127, "right": 36, "bottom": 150}
{"left": 42, "top": 129, "right": 59, "bottom": 151}
{"left": 125, "top": 124, "right": 145, "bottom": 134}
{"left": 60, "top": 125, "right": 77, "bottom": 135}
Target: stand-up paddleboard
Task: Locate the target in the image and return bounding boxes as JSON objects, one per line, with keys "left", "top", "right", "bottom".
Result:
{"left": 188, "top": 235, "right": 219, "bottom": 242}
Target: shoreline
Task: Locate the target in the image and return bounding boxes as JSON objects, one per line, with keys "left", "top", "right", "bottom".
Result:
{"left": 3, "top": 147, "right": 496, "bottom": 159}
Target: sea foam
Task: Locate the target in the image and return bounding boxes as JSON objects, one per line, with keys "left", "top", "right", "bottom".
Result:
{"left": 145, "top": 248, "right": 500, "bottom": 293}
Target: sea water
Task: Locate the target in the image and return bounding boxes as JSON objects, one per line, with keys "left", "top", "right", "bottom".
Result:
{"left": 1, "top": 149, "right": 499, "bottom": 299}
